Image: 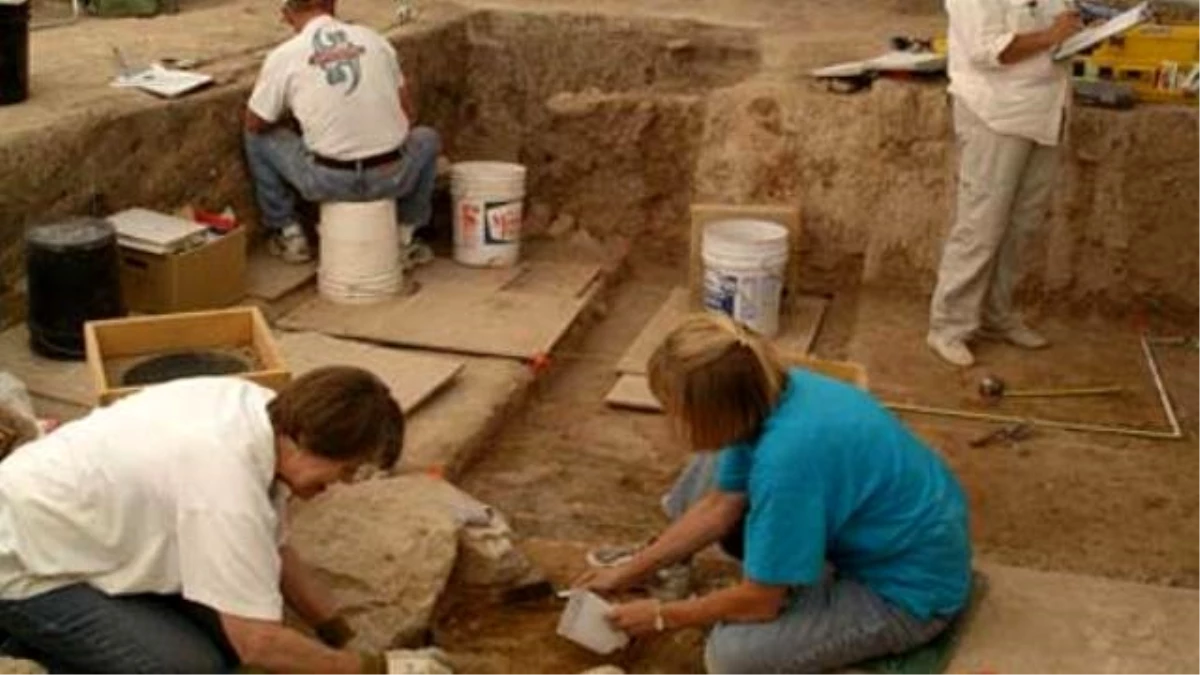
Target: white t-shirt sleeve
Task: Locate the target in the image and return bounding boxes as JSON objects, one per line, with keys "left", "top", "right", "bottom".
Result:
{"left": 950, "top": 0, "right": 1015, "bottom": 69}
{"left": 247, "top": 48, "right": 291, "bottom": 123}
{"left": 177, "top": 507, "right": 284, "bottom": 621}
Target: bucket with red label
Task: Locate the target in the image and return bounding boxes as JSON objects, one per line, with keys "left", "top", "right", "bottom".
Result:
{"left": 451, "top": 161, "right": 526, "bottom": 267}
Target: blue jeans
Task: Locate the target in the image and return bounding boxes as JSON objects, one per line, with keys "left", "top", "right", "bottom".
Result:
{"left": 243, "top": 126, "right": 441, "bottom": 233}
{"left": 0, "top": 583, "right": 238, "bottom": 673}
{"left": 665, "top": 455, "right": 949, "bottom": 674}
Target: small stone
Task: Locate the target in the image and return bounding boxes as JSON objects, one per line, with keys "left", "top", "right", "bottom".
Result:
{"left": 548, "top": 213, "right": 576, "bottom": 238}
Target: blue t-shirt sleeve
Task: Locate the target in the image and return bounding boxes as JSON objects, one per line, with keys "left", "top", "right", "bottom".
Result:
{"left": 715, "top": 443, "right": 753, "bottom": 493}
{"left": 742, "top": 457, "right": 828, "bottom": 587}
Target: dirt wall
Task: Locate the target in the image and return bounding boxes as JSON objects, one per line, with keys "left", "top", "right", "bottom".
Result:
{"left": 693, "top": 79, "right": 1200, "bottom": 313}
{"left": 451, "top": 11, "right": 759, "bottom": 259}
{"left": 0, "top": 17, "right": 469, "bottom": 292}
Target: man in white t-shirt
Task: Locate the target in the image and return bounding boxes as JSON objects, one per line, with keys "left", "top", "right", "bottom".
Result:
{"left": 927, "top": 0, "right": 1083, "bottom": 366}
{"left": 243, "top": 0, "right": 440, "bottom": 265}
{"left": 0, "top": 367, "right": 404, "bottom": 673}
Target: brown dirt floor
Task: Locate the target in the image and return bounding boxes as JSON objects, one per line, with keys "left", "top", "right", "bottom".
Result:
{"left": 442, "top": 265, "right": 1198, "bottom": 672}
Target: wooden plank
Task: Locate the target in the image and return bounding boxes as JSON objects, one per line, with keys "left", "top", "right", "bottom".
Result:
{"left": 246, "top": 249, "right": 317, "bottom": 301}
{"left": 605, "top": 353, "right": 868, "bottom": 414}
{"left": 277, "top": 260, "right": 603, "bottom": 360}
{"left": 0, "top": 325, "right": 93, "bottom": 407}
{"left": 604, "top": 374, "right": 661, "bottom": 412}
{"left": 88, "top": 307, "right": 255, "bottom": 359}
{"left": 616, "top": 287, "right": 690, "bottom": 375}
{"left": 276, "top": 332, "right": 464, "bottom": 414}
{"left": 773, "top": 294, "right": 830, "bottom": 356}
{"left": 616, "top": 291, "right": 829, "bottom": 377}
{"left": 86, "top": 307, "right": 290, "bottom": 406}
{"left": 688, "top": 203, "right": 802, "bottom": 310}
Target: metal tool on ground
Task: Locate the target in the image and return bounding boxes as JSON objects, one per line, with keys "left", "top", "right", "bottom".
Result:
{"left": 888, "top": 335, "right": 1182, "bottom": 440}
{"left": 977, "top": 375, "right": 1124, "bottom": 403}
{"left": 969, "top": 422, "right": 1035, "bottom": 448}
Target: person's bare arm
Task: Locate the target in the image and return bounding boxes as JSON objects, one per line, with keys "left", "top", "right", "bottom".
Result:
{"left": 998, "top": 10, "right": 1083, "bottom": 64}
{"left": 577, "top": 491, "right": 747, "bottom": 593}
{"left": 280, "top": 544, "right": 339, "bottom": 626}
{"left": 219, "top": 613, "right": 365, "bottom": 674}
{"left": 609, "top": 580, "right": 788, "bottom": 635}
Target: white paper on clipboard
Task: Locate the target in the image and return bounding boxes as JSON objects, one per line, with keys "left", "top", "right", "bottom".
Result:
{"left": 1053, "top": 2, "right": 1152, "bottom": 61}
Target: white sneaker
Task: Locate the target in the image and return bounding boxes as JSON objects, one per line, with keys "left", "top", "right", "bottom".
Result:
{"left": 267, "top": 223, "right": 312, "bottom": 264}
{"left": 927, "top": 333, "right": 975, "bottom": 367}
{"left": 980, "top": 323, "right": 1050, "bottom": 350}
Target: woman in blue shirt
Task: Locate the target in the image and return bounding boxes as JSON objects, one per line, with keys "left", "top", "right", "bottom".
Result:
{"left": 579, "top": 313, "right": 972, "bottom": 673}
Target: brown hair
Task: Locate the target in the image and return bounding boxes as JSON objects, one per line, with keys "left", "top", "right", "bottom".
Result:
{"left": 0, "top": 404, "right": 38, "bottom": 462}
{"left": 268, "top": 366, "right": 403, "bottom": 469}
{"left": 647, "top": 313, "right": 786, "bottom": 451}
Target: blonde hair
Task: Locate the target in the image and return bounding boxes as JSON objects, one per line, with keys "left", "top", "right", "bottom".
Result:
{"left": 647, "top": 313, "right": 786, "bottom": 451}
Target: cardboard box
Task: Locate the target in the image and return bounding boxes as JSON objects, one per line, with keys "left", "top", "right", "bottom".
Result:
{"left": 118, "top": 226, "right": 246, "bottom": 314}
{"left": 84, "top": 306, "right": 290, "bottom": 406}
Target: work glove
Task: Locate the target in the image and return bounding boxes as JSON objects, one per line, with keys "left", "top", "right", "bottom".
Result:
{"left": 358, "top": 647, "right": 454, "bottom": 674}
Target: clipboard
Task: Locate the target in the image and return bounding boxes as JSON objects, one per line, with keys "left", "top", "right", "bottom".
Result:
{"left": 1053, "top": 2, "right": 1152, "bottom": 60}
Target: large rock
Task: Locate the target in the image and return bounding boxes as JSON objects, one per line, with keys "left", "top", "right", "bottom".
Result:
{"left": 0, "top": 658, "right": 45, "bottom": 674}
{"left": 290, "top": 475, "right": 462, "bottom": 649}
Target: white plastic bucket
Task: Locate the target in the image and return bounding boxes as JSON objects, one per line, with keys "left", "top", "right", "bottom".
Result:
{"left": 451, "top": 161, "right": 526, "bottom": 267}
{"left": 317, "top": 200, "right": 402, "bottom": 304}
{"left": 702, "top": 218, "right": 790, "bottom": 337}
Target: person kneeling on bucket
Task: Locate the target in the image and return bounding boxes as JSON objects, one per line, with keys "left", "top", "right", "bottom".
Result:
{"left": 576, "top": 314, "right": 972, "bottom": 673}
{"left": 0, "top": 367, "right": 409, "bottom": 673}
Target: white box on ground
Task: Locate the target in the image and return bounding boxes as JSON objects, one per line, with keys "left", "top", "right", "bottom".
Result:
{"left": 556, "top": 590, "right": 630, "bottom": 654}
{"left": 107, "top": 208, "right": 209, "bottom": 255}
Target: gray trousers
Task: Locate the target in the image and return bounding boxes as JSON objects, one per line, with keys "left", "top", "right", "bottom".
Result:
{"left": 929, "top": 98, "right": 1061, "bottom": 343}
{"left": 666, "top": 455, "right": 949, "bottom": 674}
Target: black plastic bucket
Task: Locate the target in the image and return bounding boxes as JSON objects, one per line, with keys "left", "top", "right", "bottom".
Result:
{"left": 26, "top": 218, "right": 125, "bottom": 360}
{"left": 0, "top": 0, "right": 30, "bottom": 106}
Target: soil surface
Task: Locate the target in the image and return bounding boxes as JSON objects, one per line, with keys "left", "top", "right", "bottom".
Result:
{"left": 443, "top": 266, "right": 1199, "bottom": 672}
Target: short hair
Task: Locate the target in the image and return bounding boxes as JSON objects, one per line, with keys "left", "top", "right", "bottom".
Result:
{"left": 0, "top": 404, "right": 38, "bottom": 461}
{"left": 267, "top": 366, "right": 404, "bottom": 469}
{"left": 647, "top": 313, "right": 785, "bottom": 451}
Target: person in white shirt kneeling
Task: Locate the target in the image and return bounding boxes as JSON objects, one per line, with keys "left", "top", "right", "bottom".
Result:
{"left": 927, "top": 0, "right": 1084, "bottom": 367}
{"left": 0, "top": 366, "right": 404, "bottom": 673}
{"left": 244, "top": 0, "right": 440, "bottom": 267}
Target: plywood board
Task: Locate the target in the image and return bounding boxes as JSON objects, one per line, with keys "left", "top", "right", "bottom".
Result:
{"left": 688, "top": 203, "right": 802, "bottom": 310}
{"left": 616, "top": 287, "right": 690, "bottom": 375}
{"left": 604, "top": 374, "right": 661, "bottom": 412}
{"left": 246, "top": 248, "right": 317, "bottom": 301}
{"left": 277, "top": 259, "right": 603, "bottom": 360}
{"left": 774, "top": 294, "right": 830, "bottom": 356}
{"left": 615, "top": 290, "right": 829, "bottom": 377}
{"left": 606, "top": 352, "right": 867, "bottom": 414}
{"left": 276, "top": 331, "right": 463, "bottom": 414}
{"left": 0, "top": 325, "right": 93, "bottom": 407}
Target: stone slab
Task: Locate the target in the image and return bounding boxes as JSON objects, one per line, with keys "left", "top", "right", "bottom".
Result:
{"left": 951, "top": 562, "right": 1199, "bottom": 674}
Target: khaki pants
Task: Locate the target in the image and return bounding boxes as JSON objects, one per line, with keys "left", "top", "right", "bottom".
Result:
{"left": 929, "top": 99, "right": 1060, "bottom": 343}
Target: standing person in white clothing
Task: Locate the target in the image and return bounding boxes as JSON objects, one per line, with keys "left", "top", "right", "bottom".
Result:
{"left": 0, "top": 367, "right": 405, "bottom": 673}
{"left": 927, "top": 0, "right": 1084, "bottom": 366}
{"left": 244, "top": 0, "right": 441, "bottom": 265}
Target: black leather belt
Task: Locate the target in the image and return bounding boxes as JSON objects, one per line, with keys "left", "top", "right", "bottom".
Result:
{"left": 312, "top": 148, "right": 402, "bottom": 171}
